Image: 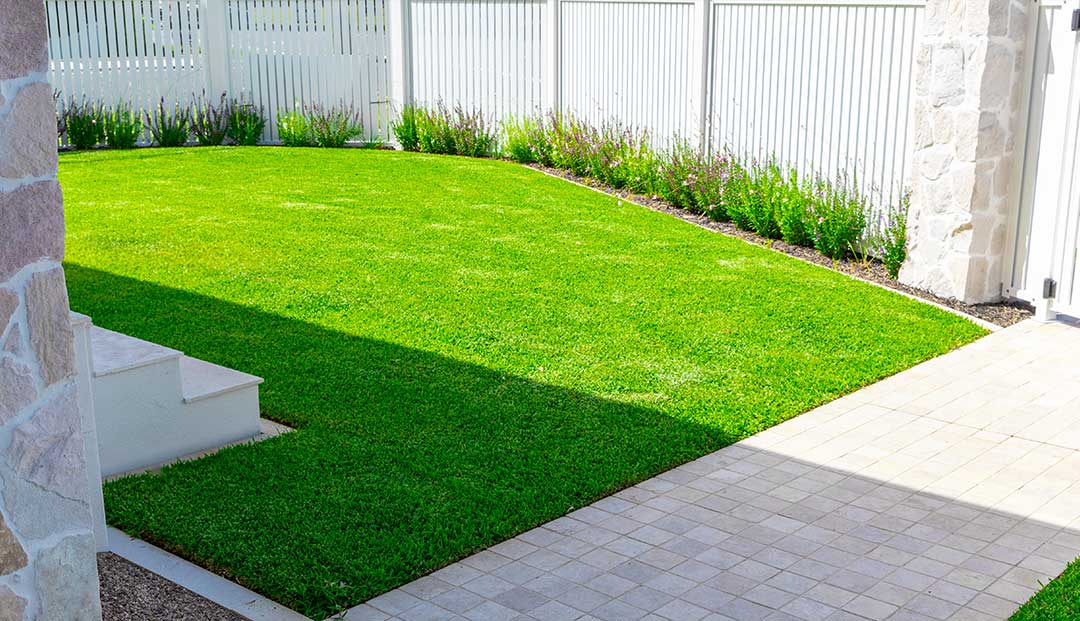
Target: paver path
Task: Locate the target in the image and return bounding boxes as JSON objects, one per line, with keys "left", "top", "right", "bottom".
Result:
{"left": 344, "top": 320, "right": 1080, "bottom": 621}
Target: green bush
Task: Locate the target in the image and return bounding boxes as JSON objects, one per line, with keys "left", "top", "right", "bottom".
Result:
{"left": 776, "top": 168, "right": 813, "bottom": 246}
{"left": 191, "top": 93, "right": 229, "bottom": 146}
{"left": 393, "top": 103, "right": 496, "bottom": 157}
{"left": 64, "top": 98, "right": 105, "bottom": 150}
{"left": 145, "top": 97, "right": 189, "bottom": 147}
{"left": 103, "top": 103, "right": 142, "bottom": 149}
{"left": 309, "top": 103, "right": 364, "bottom": 148}
{"left": 502, "top": 115, "right": 547, "bottom": 164}
{"left": 227, "top": 100, "right": 266, "bottom": 146}
{"left": 277, "top": 110, "right": 315, "bottom": 147}
{"left": 392, "top": 105, "right": 422, "bottom": 152}
{"left": 876, "top": 193, "right": 909, "bottom": 278}
{"left": 810, "top": 177, "right": 868, "bottom": 260}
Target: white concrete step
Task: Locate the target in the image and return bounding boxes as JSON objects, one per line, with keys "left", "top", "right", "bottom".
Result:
{"left": 91, "top": 326, "right": 183, "bottom": 377}
{"left": 88, "top": 327, "right": 264, "bottom": 477}
{"left": 180, "top": 356, "right": 263, "bottom": 404}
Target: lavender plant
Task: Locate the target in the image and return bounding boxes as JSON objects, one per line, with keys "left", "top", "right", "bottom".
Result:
{"left": 277, "top": 109, "right": 316, "bottom": 147}
{"left": 190, "top": 92, "right": 229, "bottom": 146}
{"left": 103, "top": 102, "right": 142, "bottom": 149}
{"left": 64, "top": 97, "right": 105, "bottom": 150}
{"left": 308, "top": 102, "right": 364, "bottom": 148}
{"left": 227, "top": 98, "right": 266, "bottom": 146}
{"left": 810, "top": 175, "right": 868, "bottom": 260}
{"left": 145, "top": 97, "right": 189, "bottom": 147}
{"left": 876, "top": 193, "right": 909, "bottom": 278}
{"left": 449, "top": 106, "right": 497, "bottom": 157}
{"left": 392, "top": 104, "right": 422, "bottom": 152}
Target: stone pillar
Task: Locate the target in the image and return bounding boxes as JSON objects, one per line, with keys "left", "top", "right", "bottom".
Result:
{"left": 900, "top": 0, "right": 1028, "bottom": 302}
{"left": 0, "top": 1, "right": 103, "bottom": 619}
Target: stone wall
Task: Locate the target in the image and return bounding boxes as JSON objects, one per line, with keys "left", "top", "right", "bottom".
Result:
{"left": 900, "top": 0, "right": 1028, "bottom": 303}
{"left": 0, "top": 1, "right": 103, "bottom": 619}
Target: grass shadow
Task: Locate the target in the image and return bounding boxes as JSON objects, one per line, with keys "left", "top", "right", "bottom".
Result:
{"left": 68, "top": 264, "right": 733, "bottom": 618}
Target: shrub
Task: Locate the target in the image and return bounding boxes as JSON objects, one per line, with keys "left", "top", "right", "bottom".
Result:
{"left": 876, "top": 193, "right": 909, "bottom": 278}
{"left": 416, "top": 105, "right": 455, "bottom": 154}
{"left": 810, "top": 176, "right": 868, "bottom": 260}
{"left": 449, "top": 106, "right": 497, "bottom": 158}
{"left": 590, "top": 122, "right": 657, "bottom": 193}
{"left": 392, "top": 104, "right": 422, "bottom": 151}
{"left": 64, "top": 98, "right": 105, "bottom": 150}
{"left": 503, "top": 115, "right": 547, "bottom": 164}
{"left": 775, "top": 167, "right": 813, "bottom": 246}
{"left": 103, "top": 102, "right": 142, "bottom": 149}
{"left": 690, "top": 152, "right": 736, "bottom": 222}
{"left": 55, "top": 90, "right": 66, "bottom": 140}
{"left": 277, "top": 109, "right": 315, "bottom": 147}
{"left": 656, "top": 142, "right": 703, "bottom": 213}
{"left": 145, "top": 97, "right": 189, "bottom": 147}
{"left": 308, "top": 103, "right": 364, "bottom": 148}
{"left": 227, "top": 99, "right": 266, "bottom": 145}
{"left": 190, "top": 93, "right": 230, "bottom": 146}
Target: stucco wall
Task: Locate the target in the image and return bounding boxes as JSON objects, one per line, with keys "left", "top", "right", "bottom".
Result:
{"left": 0, "top": 1, "right": 102, "bottom": 618}
{"left": 901, "top": 0, "right": 1028, "bottom": 303}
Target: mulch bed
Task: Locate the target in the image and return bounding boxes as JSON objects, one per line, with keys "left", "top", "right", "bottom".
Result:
{"left": 532, "top": 164, "right": 1033, "bottom": 328}
{"left": 98, "top": 552, "right": 247, "bottom": 621}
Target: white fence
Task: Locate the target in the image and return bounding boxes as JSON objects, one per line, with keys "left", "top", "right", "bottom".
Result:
{"left": 46, "top": 0, "right": 923, "bottom": 201}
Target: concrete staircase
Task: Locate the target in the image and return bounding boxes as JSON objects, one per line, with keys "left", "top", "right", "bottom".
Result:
{"left": 89, "top": 326, "right": 264, "bottom": 477}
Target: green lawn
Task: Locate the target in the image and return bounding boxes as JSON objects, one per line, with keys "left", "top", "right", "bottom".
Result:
{"left": 1012, "top": 559, "right": 1080, "bottom": 620}
{"left": 61, "top": 147, "right": 984, "bottom": 618}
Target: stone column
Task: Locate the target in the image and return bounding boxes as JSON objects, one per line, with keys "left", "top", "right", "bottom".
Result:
{"left": 0, "top": 1, "right": 103, "bottom": 619}
{"left": 900, "top": 0, "right": 1028, "bottom": 302}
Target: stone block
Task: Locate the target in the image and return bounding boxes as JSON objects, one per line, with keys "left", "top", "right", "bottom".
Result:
{"left": 0, "top": 181, "right": 64, "bottom": 282}
{"left": 6, "top": 384, "right": 87, "bottom": 502}
{"left": 0, "top": 587, "right": 26, "bottom": 621}
{"left": 36, "top": 534, "right": 100, "bottom": 621}
{"left": 0, "top": 514, "right": 27, "bottom": 576}
{"left": 0, "top": 83, "right": 59, "bottom": 180}
{"left": 0, "top": 0, "right": 48, "bottom": 80}
{"left": 0, "top": 357, "right": 35, "bottom": 425}
{"left": 26, "top": 268, "right": 75, "bottom": 387}
{"left": 932, "top": 46, "right": 965, "bottom": 106}
{"left": 0, "top": 288, "right": 16, "bottom": 337}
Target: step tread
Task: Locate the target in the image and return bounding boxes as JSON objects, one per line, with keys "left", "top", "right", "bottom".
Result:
{"left": 180, "top": 356, "right": 263, "bottom": 403}
{"left": 91, "top": 326, "right": 183, "bottom": 377}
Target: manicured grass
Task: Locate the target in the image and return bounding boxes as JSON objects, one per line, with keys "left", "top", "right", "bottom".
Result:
{"left": 1012, "top": 559, "right": 1080, "bottom": 620}
{"left": 61, "top": 147, "right": 984, "bottom": 617}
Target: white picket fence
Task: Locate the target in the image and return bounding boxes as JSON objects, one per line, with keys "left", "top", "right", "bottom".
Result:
{"left": 46, "top": 0, "right": 923, "bottom": 202}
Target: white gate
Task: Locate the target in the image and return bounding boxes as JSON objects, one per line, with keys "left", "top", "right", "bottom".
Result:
{"left": 1005, "top": 0, "right": 1080, "bottom": 317}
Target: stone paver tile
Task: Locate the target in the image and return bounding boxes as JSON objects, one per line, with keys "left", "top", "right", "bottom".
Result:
{"left": 842, "top": 594, "right": 898, "bottom": 620}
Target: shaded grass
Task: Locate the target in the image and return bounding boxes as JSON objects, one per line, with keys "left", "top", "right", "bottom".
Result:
{"left": 60, "top": 147, "right": 985, "bottom": 617}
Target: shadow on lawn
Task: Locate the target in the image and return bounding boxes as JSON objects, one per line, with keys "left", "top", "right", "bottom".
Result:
{"left": 66, "top": 264, "right": 732, "bottom": 618}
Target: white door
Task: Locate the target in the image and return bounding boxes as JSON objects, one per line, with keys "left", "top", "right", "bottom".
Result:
{"left": 1005, "top": 0, "right": 1080, "bottom": 317}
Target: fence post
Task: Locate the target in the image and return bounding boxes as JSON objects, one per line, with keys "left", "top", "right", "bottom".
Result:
{"left": 203, "top": 0, "right": 231, "bottom": 99}
{"left": 692, "top": 0, "right": 712, "bottom": 152}
{"left": 388, "top": 0, "right": 412, "bottom": 119}
{"left": 544, "top": 0, "right": 560, "bottom": 114}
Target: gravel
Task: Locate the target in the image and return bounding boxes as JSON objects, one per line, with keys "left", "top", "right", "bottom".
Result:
{"left": 99, "top": 552, "right": 248, "bottom": 621}
{"left": 533, "top": 165, "right": 1033, "bottom": 328}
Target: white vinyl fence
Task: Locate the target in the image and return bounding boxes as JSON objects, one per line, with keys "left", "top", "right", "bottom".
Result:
{"left": 46, "top": 0, "right": 923, "bottom": 201}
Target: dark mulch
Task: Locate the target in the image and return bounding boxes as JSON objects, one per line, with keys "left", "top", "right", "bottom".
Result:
{"left": 532, "top": 164, "right": 1033, "bottom": 328}
{"left": 98, "top": 552, "right": 248, "bottom": 621}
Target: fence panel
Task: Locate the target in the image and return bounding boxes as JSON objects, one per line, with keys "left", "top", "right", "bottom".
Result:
{"left": 560, "top": 0, "right": 699, "bottom": 146}
{"left": 226, "top": 0, "right": 392, "bottom": 142}
{"left": 46, "top": 0, "right": 207, "bottom": 141}
{"left": 409, "top": 0, "right": 546, "bottom": 121}
{"left": 708, "top": 0, "right": 922, "bottom": 206}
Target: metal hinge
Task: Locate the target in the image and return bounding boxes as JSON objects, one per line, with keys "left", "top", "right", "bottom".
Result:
{"left": 1072, "top": 8, "right": 1080, "bottom": 30}
{"left": 1043, "top": 277, "right": 1058, "bottom": 299}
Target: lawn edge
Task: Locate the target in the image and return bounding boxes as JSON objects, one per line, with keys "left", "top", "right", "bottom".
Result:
{"left": 527, "top": 165, "right": 1001, "bottom": 334}
{"left": 107, "top": 527, "right": 313, "bottom": 621}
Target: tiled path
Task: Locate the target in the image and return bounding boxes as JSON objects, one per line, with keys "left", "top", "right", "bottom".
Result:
{"left": 344, "top": 320, "right": 1080, "bottom": 621}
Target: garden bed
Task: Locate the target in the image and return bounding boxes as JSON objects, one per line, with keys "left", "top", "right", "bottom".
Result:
{"left": 62, "top": 147, "right": 985, "bottom": 617}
